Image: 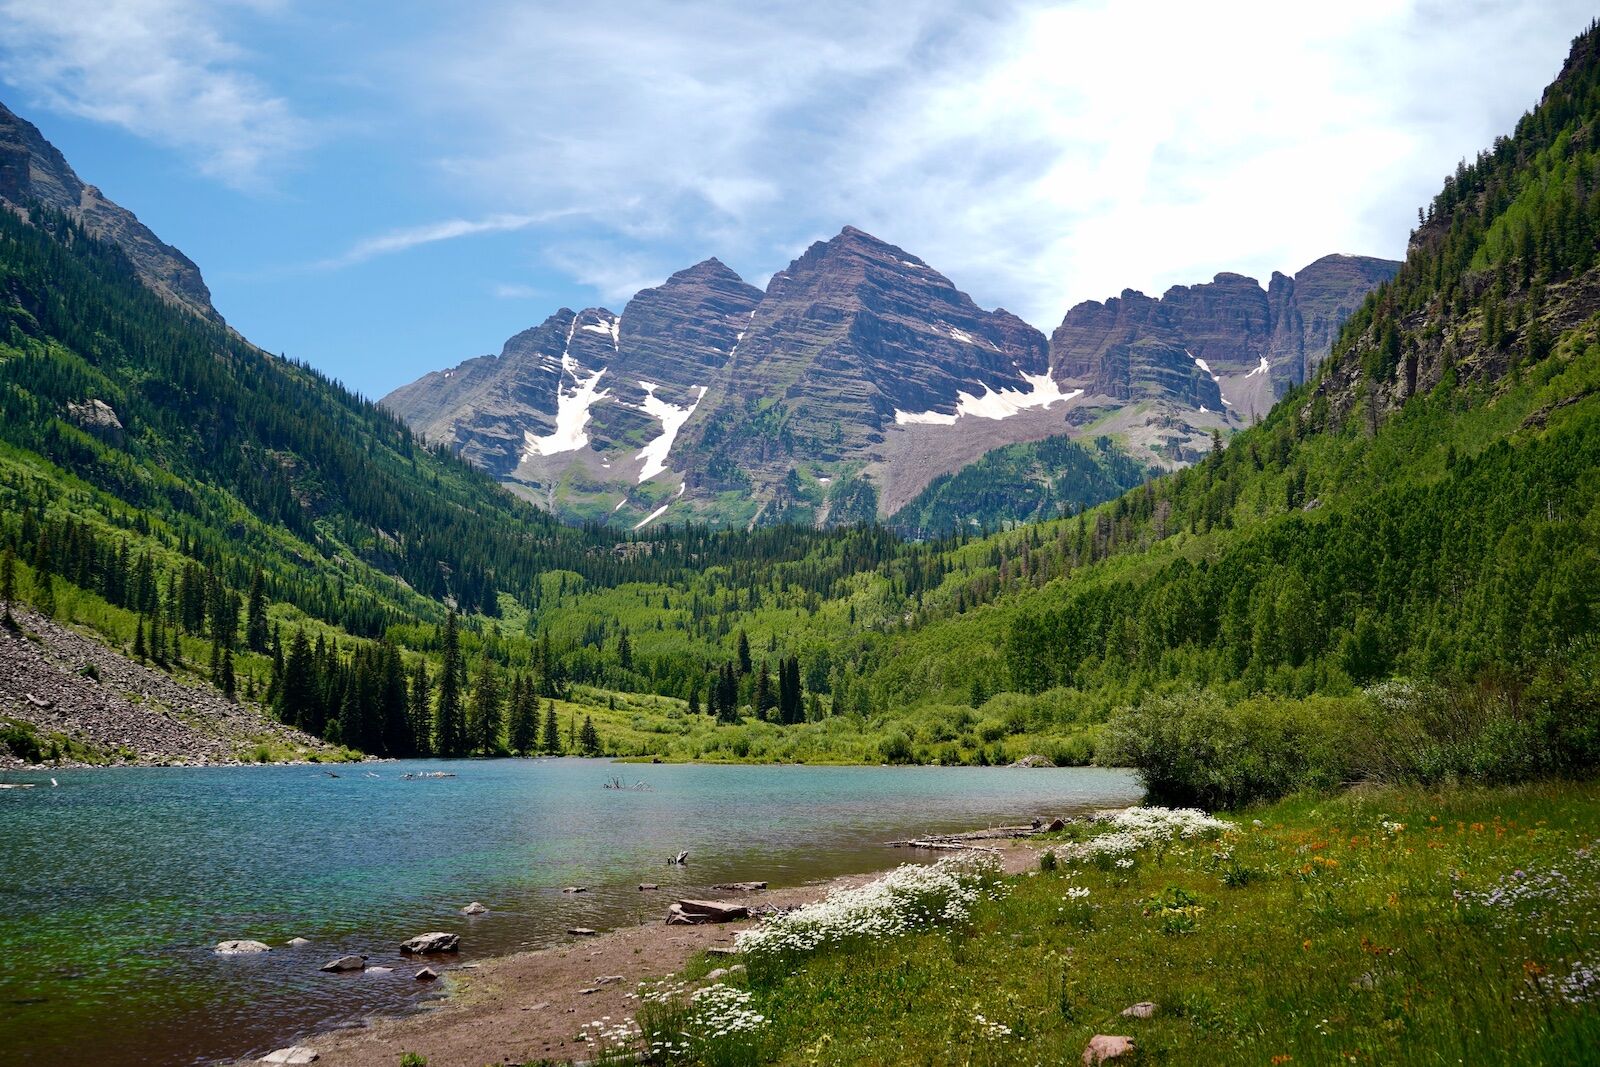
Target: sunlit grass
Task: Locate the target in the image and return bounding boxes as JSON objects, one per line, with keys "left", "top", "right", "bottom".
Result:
{"left": 608, "top": 782, "right": 1600, "bottom": 1065}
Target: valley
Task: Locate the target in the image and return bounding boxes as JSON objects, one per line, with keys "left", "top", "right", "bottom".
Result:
{"left": 0, "top": 11, "right": 1598, "bottom": 1067}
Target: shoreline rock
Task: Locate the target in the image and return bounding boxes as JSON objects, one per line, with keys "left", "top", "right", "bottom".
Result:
{"left": 400, "top": 932, "right": 459, "bottom": 955}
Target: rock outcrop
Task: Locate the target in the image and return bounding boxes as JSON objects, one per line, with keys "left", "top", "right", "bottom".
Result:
{"left": 384, "top": 229, "right": 1395, "bottom": 528}
{"left": 0, "top": 99, "right": 217, "bottom": 320}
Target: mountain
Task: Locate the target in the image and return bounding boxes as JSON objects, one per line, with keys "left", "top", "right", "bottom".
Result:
{"left": 386, "top": 231, "right": 1395, "bottom": 529}
{"left": 1047, "top": 254, "right": 1399, "bottom": 462}
{"left": 0, "top": 100, "right": 216, "bottom": 321}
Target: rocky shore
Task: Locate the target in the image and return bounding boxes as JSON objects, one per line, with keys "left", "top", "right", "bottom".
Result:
{"left": 0, "top": 607, "right": 335, "bottom": 767}
{"left": 281, "top": 842, "right": 1044, "bottom": 1067}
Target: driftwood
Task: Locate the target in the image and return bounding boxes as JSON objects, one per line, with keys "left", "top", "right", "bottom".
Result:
{"left": 889, "top": 839, "right": 1004, "bottom": 854}
{"left": 666, "top": 899, "right": 749, "bottom": 925}
{"left": 711, "top": 881, "right": 768, "bottom": 892}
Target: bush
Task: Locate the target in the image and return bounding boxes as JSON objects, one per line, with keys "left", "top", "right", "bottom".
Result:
{"left": 1102, "top": 689, "right": 1369, "bottom": 808}
{"left": 0, "top": 722, "right": 43, "bottom": 763}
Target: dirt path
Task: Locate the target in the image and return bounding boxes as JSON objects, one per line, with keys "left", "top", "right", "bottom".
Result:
{"left": 298, "top": 842, "right": 1042, "bottom": 1067}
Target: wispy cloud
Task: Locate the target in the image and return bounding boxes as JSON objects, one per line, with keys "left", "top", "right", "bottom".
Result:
{"left": 0, "top": 0, "right": 307, "bottom": 190}
{"left": 398, "top": 0, "right": 1593, "bottom": 324}
{"left": 317, "top": 211, "right": 574, "bottom": 269}
{"left": 491, "top": 282, "right": 541, "bottom": 300}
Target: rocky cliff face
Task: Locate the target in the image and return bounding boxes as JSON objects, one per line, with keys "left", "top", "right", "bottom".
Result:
{"left": 0, "top": 100, "right": 217, "bottom": 321}
{"left": 1050, "top": 255, "right": 1399, "bottom": 424}
{"left": 385, "top": 231, "right": 1396, "bottom": 528}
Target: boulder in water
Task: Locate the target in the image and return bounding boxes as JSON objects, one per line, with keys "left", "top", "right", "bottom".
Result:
{"left": 460, "top": 902, "right": 489, "bottom": 915}
{"left": 215, "top": 939, "right": 271, "bottom": 955}
{"left": 319, "top": 955, "right": 367, "bottom": 972}
{"left": 400, "top": 932, "right": 460, "bottom": 955}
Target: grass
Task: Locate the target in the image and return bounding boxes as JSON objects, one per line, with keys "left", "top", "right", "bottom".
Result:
{"left": 620, "top": 781, "right": 1600, "bottom": 1066}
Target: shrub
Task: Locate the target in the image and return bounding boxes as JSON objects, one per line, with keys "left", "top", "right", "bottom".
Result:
{"left": 0, "top": 722, "right": 43, "bottom": 763}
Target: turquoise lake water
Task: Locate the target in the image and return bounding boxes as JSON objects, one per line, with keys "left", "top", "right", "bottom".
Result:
{"left": 0, "top": 758, "right": 1141, "bottom": 1065}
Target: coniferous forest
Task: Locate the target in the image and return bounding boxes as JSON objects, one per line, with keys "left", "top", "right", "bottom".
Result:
{"left": 1, "top": 23, "right": 1600, "bottom": 815}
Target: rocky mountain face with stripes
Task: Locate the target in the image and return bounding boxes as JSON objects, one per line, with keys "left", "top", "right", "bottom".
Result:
{"left": 382, "top": 228, "right": 1396, "bottom": 529}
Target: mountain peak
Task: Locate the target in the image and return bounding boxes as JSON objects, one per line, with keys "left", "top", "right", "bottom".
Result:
{"left": 0, "top": 98, "right": 217, "bottom": 321}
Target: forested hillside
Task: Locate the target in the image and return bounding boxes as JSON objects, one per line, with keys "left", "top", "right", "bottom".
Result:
{"left": 4, "top": 23, "right": 1600, "bottom": 786}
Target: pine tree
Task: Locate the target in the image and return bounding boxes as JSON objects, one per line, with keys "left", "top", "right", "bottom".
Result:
{"left": 409, "top": 660, "right": 433, "bottom": 757}
{"left": 617, "top": 628, "right": 632, "bottom": 670}
{"left": 687, "top": 685, "right": 701, "bottom": 716}
{"left": 133, "top": 615, "right": 146, "bottom": 659}
{"left": 579, "top": 714, "right": 601, "bottom": 756}
{"left": 508, "top": 673, "right": 537, "bottom": 754}
{"left": 220, "top": 648, "right": 236, "bottom": 700}
{"left": 542, "top": 699, "right": 561, "bottom": 754}
{"left": 736, "top": 630, "right": 752, "bottom": 674}
{"left": 434, "top": 612, "right": 467, "bottom": 757}
{"left": 754, "top": 662, "right": 774, "bottom": 721}
{"left": 468, "top": 658, "right": 503, "bottom": 755}
{"left": 245, "top": 566, "right": 269, "bottom": 652}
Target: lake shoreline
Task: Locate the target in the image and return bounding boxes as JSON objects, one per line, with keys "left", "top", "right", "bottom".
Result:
{"left": 290, "top": 838, "right": 1050, "bottom": 1067}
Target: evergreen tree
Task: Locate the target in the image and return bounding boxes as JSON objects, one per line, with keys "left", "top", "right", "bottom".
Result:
{"left": 434, "top": 612, "right": 467, "bottom": 757}
{"left": 275, "top": 630, "right": 317, "bottom": 730}
{"left": 220, "top": 648, "right": 236, "bottom": 700}
{"left": 754, "top": 662, "right": 773, "bottom": 721}
{"left": 468, "top": 658, "right": 503, "bottom": 755}
{"left": 687, "top": 685, "right": 701, "bottom": 716}
{"left": 508, "top": 673, "right": 538, "bottom": 754}
{"left": 133, "top": 615, "right": 146, "bottom": 659}
{"left": 245, "top": 566, "right": 269, "bottom": 652}
{"left": 617, "top": 627, "right": 632, "bottom": 670}
{"left": 736, "top": 630, "right": 752, "bottom": 674}
{"left": 579, "top": 714, "right": 601, "bottom": 756}
{"left": 409, "top": 660, "right": 433, "bottom": 757}
{"left": 542, "top": 699, "right": 562, "bottom": 754}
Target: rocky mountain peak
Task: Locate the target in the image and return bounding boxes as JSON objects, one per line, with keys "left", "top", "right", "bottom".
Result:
{"left": 0, "top": 99, "right": 217, "bottom": 321}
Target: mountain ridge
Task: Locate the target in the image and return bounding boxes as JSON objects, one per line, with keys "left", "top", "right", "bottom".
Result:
{"left": 384, "top": 230, "right": 1396, "bottom": 529}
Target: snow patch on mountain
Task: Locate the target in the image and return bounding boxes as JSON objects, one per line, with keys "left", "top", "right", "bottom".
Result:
{"left": 1245, "top": 356, "right": 1270, "bottom": 378}
{"left": 636, "top": 382, "right": 707, "bottom": 482}
{"left": 522, "top": 319, "right": 611, "bottom": 458}
{"left": 893, "top": 372, "right": 1083, "bottom": 427}
{"left": 1187, "top": 349, "right": 1220, "bottom": 382}
{"left": 634, "top": 502, "right": 670, "bottom": 530}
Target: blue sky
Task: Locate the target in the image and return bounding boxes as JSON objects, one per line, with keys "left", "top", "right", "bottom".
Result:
{"left": 0, "top": 0, "right": 1592, "bottom": 399}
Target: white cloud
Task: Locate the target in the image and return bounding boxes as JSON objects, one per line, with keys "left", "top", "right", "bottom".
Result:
{"left": 318, "top": 212, "right": 572, "bottom": 268}
{"left": 491, "top": 282, "right": 541, "bottom": 300}
{"left": 0, "top": 0, "right": 307, "bottom": 189}
{"left": 399, "top": 0, "right": 1594, "bottom": 324}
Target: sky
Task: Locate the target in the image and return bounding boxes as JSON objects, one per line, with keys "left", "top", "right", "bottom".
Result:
{"left": 0, "top": 0, "right": 1593, "bottom": 399}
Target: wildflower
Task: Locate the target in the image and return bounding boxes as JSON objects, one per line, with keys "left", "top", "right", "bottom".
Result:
{"left": 1064, "top": 886, "right": 1091, "bottom": 900}
{"left": 973, "top": 1012, "right": 1013, "bottom": 1039}
{"left": 736, "top": 853, "right": 1004, "bottom": 960}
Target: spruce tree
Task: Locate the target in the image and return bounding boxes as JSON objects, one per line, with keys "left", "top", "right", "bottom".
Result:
{"left": 508, "top": 673, "right": 537, "bottom": 754}
{"left": 409, "top": 660, "right": 433, "bottom": 757}
{"left": 245, "top": 566, "right": 269, "bottom": 652}
{"left": 133, "top": 615, "right": 146, "bottom": 659}
{"left": 220, "top": 648, "right": 236, "bottom": 700}
{"left": 754, "top": 662, "right": 774, "bottom": 721}
{"left": 468, "top": 658, "right": 503, "bottom": 755}
{"left": 736, "top": 630, "right": 752, "bottom": 674}
{"left": 434, "top": 612, "right": 467, "bottom": 756}
{"left": 543, "top": 699, "right": 561, "bottom": 754}
{"left": 579, "top": 714, "right": 601, "bottom": 756}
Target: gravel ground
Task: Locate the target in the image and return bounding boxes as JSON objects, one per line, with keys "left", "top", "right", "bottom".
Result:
{"left": 0, "top": 606, "right": 332, "bottom": 766}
